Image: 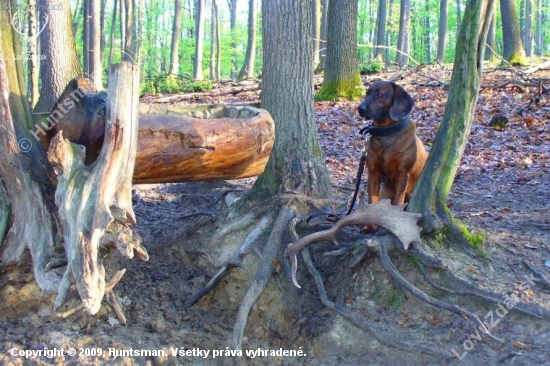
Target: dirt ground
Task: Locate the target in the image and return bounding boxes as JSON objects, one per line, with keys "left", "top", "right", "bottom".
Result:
{"left": 1, "top": 66, "right": 550, "bottom": 365}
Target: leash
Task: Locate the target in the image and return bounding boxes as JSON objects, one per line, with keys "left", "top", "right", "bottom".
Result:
{"left": 307, "top": 117, "right": 411, "bottom": 225}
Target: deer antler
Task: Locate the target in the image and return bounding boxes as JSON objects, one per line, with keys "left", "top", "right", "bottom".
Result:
{"left": 286, "top": 195, "right": 422, "bottom": 288}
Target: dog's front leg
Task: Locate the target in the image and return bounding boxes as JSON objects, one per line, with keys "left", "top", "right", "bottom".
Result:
{"left": 393, "top": 172, "right": 409, "bottom": 205}
{"left": 367, "top": 172, "right": 382, "bottom": 204}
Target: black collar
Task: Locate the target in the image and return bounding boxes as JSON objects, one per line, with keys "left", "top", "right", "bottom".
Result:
{"left": 360, "top": 116, "right": 411, "bottom": 137}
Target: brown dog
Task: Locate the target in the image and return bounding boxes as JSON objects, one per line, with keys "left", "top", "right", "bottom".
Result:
{"left": 357, "top": 81, "right": 427, "bottom": 206}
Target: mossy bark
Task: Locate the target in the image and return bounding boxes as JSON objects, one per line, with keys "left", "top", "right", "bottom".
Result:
{"left": 408, "top": 0, "right": 497, "bottom": 235}
{"left": 316, "top": 0, "right": 364, "bottom": 102}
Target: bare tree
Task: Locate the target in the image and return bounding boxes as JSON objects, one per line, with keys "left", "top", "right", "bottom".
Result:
{"left": 169, "top": 0, "right": 182, "bottom": 75}
{"left": 396, "top": 0, "right": 411, "bottom": 65}
{"left": 238, "top": 0, "right": 257, "bottom": 79}
{"left": 193, "top": 0, "right": 205, "bottom": 80}
{"left": 227, "top": 0, "right": 238, "bottom": 79}
{"left": 437, "top": 0, "right": 448, "bottom": 64}
{"left": 210, "top": 0, "right": 221, "bottom": 80}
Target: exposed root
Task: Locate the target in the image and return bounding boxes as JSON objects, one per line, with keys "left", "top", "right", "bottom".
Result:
{"left": 232, "top": 206, "right": 295, "bottom": 350}
{"left": 57, "top": 269, "right": 127, "bottom": 323}
{"left": 210, "top": 212, "right": 257, "bottom": 245}
{"left": 378, "top": 242, "right": 504, "bottom": 344}
{"left": 300, "top": 248, "right": 444, "bottom": 358}
{"left": 522, "top": 260, "right": 550, "bottom": 290}
{"left": 186, "top": 214, "right": 273, "bottom": 308}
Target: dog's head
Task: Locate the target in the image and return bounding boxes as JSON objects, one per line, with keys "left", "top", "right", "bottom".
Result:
{"left": 358, "top": 81, "right": 414, "bottom": 122}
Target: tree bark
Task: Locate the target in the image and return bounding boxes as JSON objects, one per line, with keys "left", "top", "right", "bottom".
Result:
{"left": 437, "top": 0, "right": 448, "bottom": 64}
{"left": 193, "top": 0, "right": 205, "bottom": 80}
{"left": 408, "top": 0, "right": 497, "bottom": 232}
{"left": 248, "top": 0, "right": 332, "bottom": 200}
{"left": 169, "top": 0, "right": 182, "bottom": 75}
{"left": 396, "top": 0, "right": 411, "bottom": 65}
{"left": 134, "top": 105, "right": 274, "bottom": 183}
{"left": 34, "top": 0, "right": 82, "bottom": 112}
{"left": 227, "top": 0, "right": 238, "bottom": 80}
{"left": 500, "top": 0, "right": 527, "bottom": 65}
{"left": 48, "top": 62, "right": 147, "bottom": 314}
{"left": 374, "top": 0, "right": 387, "bottom": 59}
{"left": 238, "top": 0, "right": 257, "bottom": 79}
{"left": 317, "top": 0, "right": 363, "bottom": 101}
{"left": 84, "top": 0, "right": 103, "bottom": 89}
{"left": 312, "top": 0, "right": 322, "bottom": 69}
{"left": 209, "top": 0, "right": 220, "bottom": 80}
{"left": 27, "top": 0, "right": 40, "bottom": 109}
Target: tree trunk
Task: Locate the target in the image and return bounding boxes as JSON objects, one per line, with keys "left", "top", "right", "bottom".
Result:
{"left": 396, "top": 0, "right": 411, "bottom": 65}
{"left": 456, "top": 0, "right": 461, "bottom": 34}
{"left": 534, "top": 0, "right": 542, "bottom": 56}
{"left": 27, "top": 0, "right": 40, "bottom": 109}
{"left": 408, "top": 0, "right": 497, "bottom": 232}
{"left": 209, "top": 0, "right": 220, "bottom": 80}
{"left": 193, "top": 0, "right": 205, "bottom": 80}
{"left": 84, "top": 0, "right": 103, "bottom": 89}
{"left": 248, "top": 0, "right": 332, "bottom": 200}
{"left": 134, "top": 105, "right": 274, "bottom": 183}
{"left": 48, "top": 62, "right": 148, "bottom": 314}
{"left": 485, "top": 10, "right": 496, "bottom": 59}
{"left": 122, "top": 0, "right": 137, "bottom": 62}
{"left": 424, "top": 0, "right": 431, "bottom": 62}
{"left": 316, "top": 0, "right": 329, "bottom": 73}
{"left": 500, "top": 0, "right": 527, "bottom": 65}
{"left": 108, "top": 0, "right": 118, "bottom": 67}
{"left": 523, "top": 0, "right": 532, "bottom": 56}
{"left": 317, "top": 0, "right": 363, "bottom": 101}
{"left": 238, "top": 0, "right": 257, "bottom": 79}
{"left": 374, "top": 0, "right": 387, "bottom": 59}
{"left": 34, "top": 0, "right": 82, "bottom": 113}
{"left": 169, "top": 0, "right": 182, "bottom": 75}
{"left": 384, "top": 0, "right": 394, "bottom": 63}
{"left": 437, "top": 0, "right": 448, "bottom": 63}
{"left": 312, "top": 0, "right": 322, "bottom": 68}
{"left": 227, "top": 0, "right": 238, "bottom": 80}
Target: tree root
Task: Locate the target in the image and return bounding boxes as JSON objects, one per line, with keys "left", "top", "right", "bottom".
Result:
{"left": 232, "top": 206, "right": 295, "bottom": 350}
{"left": 186, "top": 214, "right": 273, "bottom": 308}
{"left": 300, "top": 248, "right": 445, "bottom": 358}
{"left": 378, "top": 243, "right": 504, "bottom": 343}
{"left": 57, "top": 269, "right": 127, "bottom": 324}
{"left": 522, "top": 259, "right": 550, "bottom": 290}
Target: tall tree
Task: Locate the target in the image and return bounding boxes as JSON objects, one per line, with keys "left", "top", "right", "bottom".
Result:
{"left": 523, "top": 0, "right": 533, "bottom": 56}
{"left": 312, "top": 0, "right": 322, "bottom": 68}
{"left": 227, "top": 0, "right": 238, "bottom": 79}
{"left": 485, "top": 9, "right": 496, "bottom": 59}
{"left": 396, "top": 0, "right": 411, "bottom": 65}
{"left": 193, "top": 0, "right": 205, "bottom": 80}
{"left": 317, "top": 0, "right": 363, "bottom": 101}
{"left": 238, "top": 0, "right": 257, "bottom": 79}
{"left": 169, "top": 0, "right": 183, "bottom": 75}
{"left": 34, "top": 0, "right": 82, "bottom": 112}
{"left": 437, "top": 0, "right": 449, "bottom": 63}
{"left": 500, "top": 0, "right": 527, "bottom": 64}
{"left": 27, "top": 0, "right": 40, "bottom": 108}
{"left": 534, "top": 0, "right": 542, "bottom": 56}
{"left": 121, "top": 0, "right": 138, "bottom": 62}
{"left": 456, "top": 0, "right": 462, "bottom": 34}
{"left": 409, "top": 0, "right": 497, "bottom": 232}
{"left": 316, "top": 0, "right": 329, "bottom": 72}
{"left": 83, "top": 0, "right": 103, "bottom": 89}
{"left": 210, "top": 0, "right": 221, "bottom": 80}
{"left": 374, "top": 0, "right": 387, "bottom": 59}
{"left": 424, "top": 0, "right": 431, "bottom": 62}
{"left": 247, "top": 0, "right": 332, "bottom": 201}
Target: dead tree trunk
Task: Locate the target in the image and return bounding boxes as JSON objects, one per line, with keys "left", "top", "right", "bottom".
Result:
{"left": 48, "top": 62, "right": 148, "bottom": 315}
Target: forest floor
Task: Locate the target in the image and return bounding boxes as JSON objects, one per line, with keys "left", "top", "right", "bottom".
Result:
{"left": 1, "top": 63, "right": 550, "bottom": 365}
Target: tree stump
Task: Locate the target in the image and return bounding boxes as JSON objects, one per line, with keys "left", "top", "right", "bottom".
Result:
{"left": 48, "top": 62, "right": 148, "bottom": 314}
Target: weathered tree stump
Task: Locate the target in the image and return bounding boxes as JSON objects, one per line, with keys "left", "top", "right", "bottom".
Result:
{"left": 48, "top": 62, "right": 148, "bottom": 314}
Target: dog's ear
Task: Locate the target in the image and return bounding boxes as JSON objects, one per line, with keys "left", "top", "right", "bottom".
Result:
{"left": 389, "top": 83, "right": 414, "bottom": 121}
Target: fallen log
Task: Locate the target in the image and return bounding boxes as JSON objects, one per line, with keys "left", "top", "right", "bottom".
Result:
{"left": 34, "top": 102, "right": 274, "bottom": 183}
{"left": 134, "top": 104, "right": 274, "bottom": 183}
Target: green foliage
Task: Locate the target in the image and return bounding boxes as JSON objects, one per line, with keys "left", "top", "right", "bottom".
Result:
{"left": 359, "top": 59, "right": 383, "bottom": 75}
{"left": 140, "top": 74, "right": 212, "bottom": 96}
{"left": 316, "top": 74, "right": 364, "bottom": 101}
{"left": 456, "top": 221, "right": 485, "bottom": 248}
